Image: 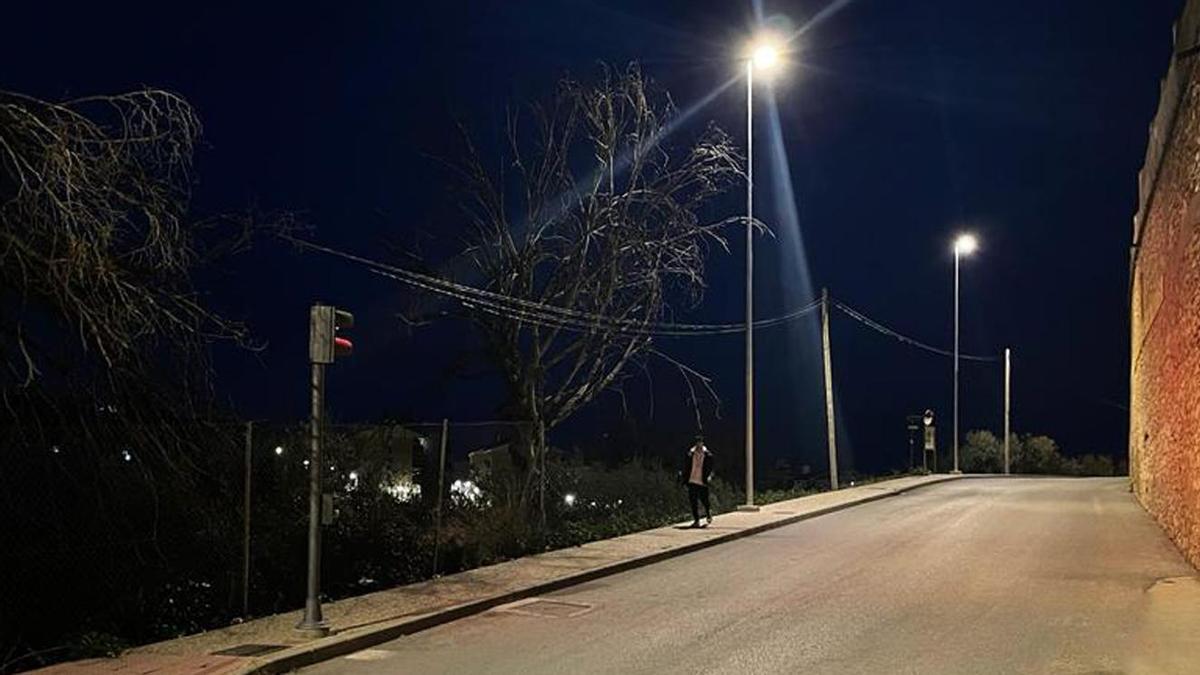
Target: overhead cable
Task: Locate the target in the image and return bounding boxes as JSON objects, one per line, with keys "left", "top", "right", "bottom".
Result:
{"left": 832, "top": 299, "right": 999, "bottom": 363}
{"left": 282, "top": 234, "right": 820, "bottom": 337}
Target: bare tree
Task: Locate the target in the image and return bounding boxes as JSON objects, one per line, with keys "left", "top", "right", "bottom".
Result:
{"left": 439, "top": 65, "right": 744, "bottom": 512}
{"left": 0, "top": 88, "right": 282, "bottom": 464}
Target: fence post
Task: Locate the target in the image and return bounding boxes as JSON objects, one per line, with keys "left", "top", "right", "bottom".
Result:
{"left": 432, "top": 418, "right": 448, "bottom": 578}
{"left": 242, "top": 421, "right": 252, "bottom": 617}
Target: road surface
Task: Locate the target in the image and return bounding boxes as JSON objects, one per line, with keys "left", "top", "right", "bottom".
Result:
{"left": 306, "top": 478, "right": 1197, "bottom": 674}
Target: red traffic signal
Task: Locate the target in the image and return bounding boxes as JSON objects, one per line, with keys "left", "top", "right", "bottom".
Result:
{"left": 310, "top": 304, "right": 355, "bottom": 364}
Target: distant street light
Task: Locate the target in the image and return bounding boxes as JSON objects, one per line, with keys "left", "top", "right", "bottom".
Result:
{"left": 741, "top": 32, "right": 784, "bottom": 511}
{"left": 274, "top": 445, "right": 284, "bottom": 456}
{"left": 952, "top": 233, "right": 978, "bottom": 474}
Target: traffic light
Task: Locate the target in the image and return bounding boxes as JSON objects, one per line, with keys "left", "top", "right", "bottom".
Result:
{"left": 309, "top": 303, "right": 355, "bottom": 364}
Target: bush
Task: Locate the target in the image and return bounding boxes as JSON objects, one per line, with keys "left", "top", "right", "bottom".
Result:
{"left": 961, "top": 430, "right": 1005, "bottom": 473}
{"left": 1073, "top": 454, "right": 1117, "bottom": 477}
{"left": 960, "top": 430, "right": 1119, "bottom": 477}
{"left": 1012, "top": 435, "right": 1061, "bottom": 474}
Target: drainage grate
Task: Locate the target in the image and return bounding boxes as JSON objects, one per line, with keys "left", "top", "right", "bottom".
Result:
{"left": 494, "top": 598, "right": 593, "bottom": 619}
{"left": 211, "top": 644, "right": 288, "bottom": 657}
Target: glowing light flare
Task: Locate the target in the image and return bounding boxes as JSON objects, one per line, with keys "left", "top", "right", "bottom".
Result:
{"left": 383, "top": 479, "right": 421, "bottom": 503}
{"left": 954, "top": 234, "right": 979, "bottom": 256}
{"left": 450, "top": 479, "right": 484, "bottom": 505}
{"left": 751, "top": 42, "right": 780, "bottom": 72}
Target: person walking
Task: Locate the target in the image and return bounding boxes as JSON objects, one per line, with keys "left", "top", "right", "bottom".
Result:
{"left": 681, "top": 435, "right": 714, "bottom": 528}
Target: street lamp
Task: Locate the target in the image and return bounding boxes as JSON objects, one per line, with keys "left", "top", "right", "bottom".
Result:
{"left": 741, "top": 34, "right": 783, "bottom": 511}
{"left": 951, "top": 233, "right": 978, "bottom": 474}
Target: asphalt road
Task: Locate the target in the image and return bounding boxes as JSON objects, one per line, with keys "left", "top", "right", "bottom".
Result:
{"left": 305, "top": 478, "right": 1197, "bottom": 674}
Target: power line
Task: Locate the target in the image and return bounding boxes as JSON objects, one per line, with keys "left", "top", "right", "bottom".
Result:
{"left": 283, "top": 235, "right": 999, "bottom": 358}
{"left": 832, "top": 299, "right": 999, "bottom": 363}
{"left": 283, "top": 234, "right": 821, "bottom": 337}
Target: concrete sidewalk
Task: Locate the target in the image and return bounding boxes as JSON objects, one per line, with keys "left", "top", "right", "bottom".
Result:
{"left": 34, "top": 473, "right": 961, "bottom": 675}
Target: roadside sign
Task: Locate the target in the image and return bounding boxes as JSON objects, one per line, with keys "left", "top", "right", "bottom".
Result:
{"left": 924, "top": 426, "right": 936, "bottom": 451}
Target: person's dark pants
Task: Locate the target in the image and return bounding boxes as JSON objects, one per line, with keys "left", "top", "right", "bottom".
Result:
{"left": 687, "top": 483, "right": 711, "bottom": 523}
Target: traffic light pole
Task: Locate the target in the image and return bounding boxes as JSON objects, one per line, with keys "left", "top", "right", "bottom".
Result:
{"left": 297, "top": 302, "right": 352, "bottom": 638}
{"left": 298, "top": 360, "right": 328, "bottom": 637}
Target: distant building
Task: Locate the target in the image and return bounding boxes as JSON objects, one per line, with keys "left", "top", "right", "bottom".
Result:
{"left": 468, "top": 442, "right": 513, "bottom": 478}
{"left": 1129, "top": 0, "right": 1200, "bottom": 569}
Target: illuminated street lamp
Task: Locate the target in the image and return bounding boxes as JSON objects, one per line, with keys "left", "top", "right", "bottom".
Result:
{"left": 951, "top": 233, "right": 978, "bottom": 474}
{"left": 741, "top": 34, "right": 783, "bottom": 510}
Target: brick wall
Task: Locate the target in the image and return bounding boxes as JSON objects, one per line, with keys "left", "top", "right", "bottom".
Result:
{"left": 1130, "top": 0, "right": 1200, "bottom": 570}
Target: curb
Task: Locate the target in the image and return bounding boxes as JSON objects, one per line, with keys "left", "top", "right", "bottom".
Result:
{"left": 241, "top": 474, "right": 964, "bottom": 674}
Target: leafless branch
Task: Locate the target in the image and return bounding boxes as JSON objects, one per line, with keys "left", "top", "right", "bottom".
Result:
{"left": 407, "top": 64, "right": 743, "bottom": 502}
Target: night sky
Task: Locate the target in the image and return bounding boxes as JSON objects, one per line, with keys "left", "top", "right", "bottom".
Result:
{"left": 2, "top": 1, "right": 1184, "bottom": 474}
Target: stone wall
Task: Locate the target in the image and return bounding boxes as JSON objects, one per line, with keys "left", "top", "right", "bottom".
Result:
{"left": 1130, "top": 0, "right": 1200, "bottom": 569}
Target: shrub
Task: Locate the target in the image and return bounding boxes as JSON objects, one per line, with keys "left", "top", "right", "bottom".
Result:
{"left": 1074, "top": 454, "right": 1117, "bottom": 477}
{"left": 961, "top": 430, "right": 1005, "bottom": 473}
{"left": 1013, "top": 435, "right": 1063, "bottom": 474}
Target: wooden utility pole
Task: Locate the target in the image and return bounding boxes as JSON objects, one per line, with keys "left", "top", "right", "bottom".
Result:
{"left": 821, "top": 288, "right": 840, "bottom": 490}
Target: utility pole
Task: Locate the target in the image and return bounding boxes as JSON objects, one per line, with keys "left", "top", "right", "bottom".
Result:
{"left": 820, "top": 288, "right": 839, "bottom": 490}
{"left": 432, "top": 418, "right": 448, "bottom": 578}
{"left": 298, "top": 303, "right": 353, "bottom": 638}
{"left": 242, "top": 421, "right": 252, "bottom": 618}
{"left": 1004, "top": 348, "right": 1011, "bottom": 475}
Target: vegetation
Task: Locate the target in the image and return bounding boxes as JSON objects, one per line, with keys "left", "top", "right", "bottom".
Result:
{"left": 959, "top": 429, "right": 1119, "bottom": 476}
{"left": 0, "top": 88, "right": 284, "bottom": 673}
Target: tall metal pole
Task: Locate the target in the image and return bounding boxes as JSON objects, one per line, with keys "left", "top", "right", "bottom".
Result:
{"left": 432, "top": 418, "right": 448, "bottom": 578}
{"left": 820, "top": 289, "right": 839, "bottom": 490}
{"left": 743, "top": 59, "right": 757, "bottom": 509}
{"left": 952, "top": 251, "right": 962, "bottom": 474}
{"left": 298, "top": 362, "right": 328, "bottom": 636}
{"left": 1004, "top": 348, "right": 1011, "bottom": 475}
{"left": 242, "top": 421, "right": 252, "bottom": 618}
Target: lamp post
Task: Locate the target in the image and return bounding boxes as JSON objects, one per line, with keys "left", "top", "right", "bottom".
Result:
{"left": 741, "top": 37, "right": 781, "bottom": 510}
{"left": 952, "top": 233, "right": 978, "bottom": 474}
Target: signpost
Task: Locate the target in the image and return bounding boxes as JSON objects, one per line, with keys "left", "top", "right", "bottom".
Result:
{"left": 922, "top": 410, "right": 936, "bottom": 473}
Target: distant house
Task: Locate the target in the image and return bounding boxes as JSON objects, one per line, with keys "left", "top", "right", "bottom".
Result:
{"left": 468, "top": 442, "right": 513, "bottom": 478}
{"left": 349, "top": 424, "right": 424, "bottom": 476}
